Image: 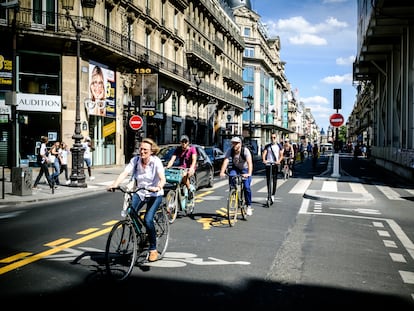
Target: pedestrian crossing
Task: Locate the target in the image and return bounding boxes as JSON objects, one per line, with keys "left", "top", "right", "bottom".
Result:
{"left": 248, "top": 176, "right": 413, "bottom": 202}
{"left": 202, "top": 176, "right": 413, "bottom": 202}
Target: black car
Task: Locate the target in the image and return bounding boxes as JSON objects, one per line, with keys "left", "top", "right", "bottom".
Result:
{"left": 158, "top": 144, "right": 214, "bottom": 190}
{"left": 203, "top": 146, "right": 225, "bottom": 175}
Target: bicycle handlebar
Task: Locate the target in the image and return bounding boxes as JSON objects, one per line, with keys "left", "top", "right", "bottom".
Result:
{"left": 107, "top": 185, "right": 159, "bottom": 193}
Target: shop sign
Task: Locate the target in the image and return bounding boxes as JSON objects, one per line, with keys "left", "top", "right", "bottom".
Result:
{"left": 16, "top": 93, "right": 61, "bottom": 112}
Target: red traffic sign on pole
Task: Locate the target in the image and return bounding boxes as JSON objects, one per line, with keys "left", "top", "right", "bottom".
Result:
{"left": 129, "top": 115, "right": 143, "bottom": 130}
{"left": 329, "top": 113, "right": 344, "bottom": 127}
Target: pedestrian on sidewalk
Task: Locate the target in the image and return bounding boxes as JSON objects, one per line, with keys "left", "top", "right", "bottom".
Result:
{"left": 32, "top": 136, "right": 54, "bottom": 190}
{"left": 82, "top": 136, "right": 95, "bottom": 181}
{"left": 50, "top": 141, "right": 61, "bottom": 186}
{"left": 59, "top": 141, "right": 70, "bottom": 185}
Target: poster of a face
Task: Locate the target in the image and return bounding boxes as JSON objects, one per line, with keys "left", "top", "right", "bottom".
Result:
{"left": 85, "top": 63, "right": 116, "bottom": 117}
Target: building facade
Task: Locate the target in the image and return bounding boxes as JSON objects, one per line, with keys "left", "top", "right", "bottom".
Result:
{"left": 0, "top": 0, "right": 315, "bottom": 169}
{"left": 352, "top": 0, "right": 414, "bottom": 181}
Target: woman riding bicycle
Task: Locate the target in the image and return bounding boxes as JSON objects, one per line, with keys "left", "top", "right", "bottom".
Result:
{"left": 282, "top": 138, "right": 295, "bottom": 177}
{"left": 219, "top": 136, "right": 254, "bottom": 216}
{"left": 166, "top": 135, "right": 197, "bottom": 201}
{"left": 262, "top": 133, "right": 284, "bottom": 204}
{"left": 107, "top": 137, "right": 166, "bottom": 262}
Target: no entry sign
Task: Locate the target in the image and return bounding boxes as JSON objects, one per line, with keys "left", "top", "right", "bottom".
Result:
{"left": 329, "top": 113, "right": 344, "bottom": 127}
{"left": 129, "top": 115, "right": 143, "bottom": 130}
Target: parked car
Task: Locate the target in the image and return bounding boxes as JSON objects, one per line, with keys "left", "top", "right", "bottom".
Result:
{"left": 158, "top": 144, "right": 214, "bottom": 190}
{"left": 203, "top": 146, "right": 225, "bottom": 175}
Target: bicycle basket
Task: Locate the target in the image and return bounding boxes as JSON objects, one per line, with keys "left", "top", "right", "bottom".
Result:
{"left": 165, "top": 168, "right": 184, "bottom": 184}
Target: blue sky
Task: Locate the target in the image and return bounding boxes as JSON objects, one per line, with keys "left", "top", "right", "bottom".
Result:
{"left": 250, "top": 0, "right": 357, "bottom": 134}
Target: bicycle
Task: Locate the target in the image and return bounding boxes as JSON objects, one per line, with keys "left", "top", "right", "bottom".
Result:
{"left": 226, "top": 172, "right": 247, "bottom": 227}
{"left": 282, "top": 158, "right": 293, "bottom": 180}
{"left": 265, "top": 161, "right": 278, "bottom": 208}
{"left": 164, "top": 167, "right": 196, "bottom": 224}
{"left": 105, "top": 185, "right": 170, "bottom": 281}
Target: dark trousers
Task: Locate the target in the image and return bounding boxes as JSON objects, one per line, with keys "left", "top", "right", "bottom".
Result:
{"left": 33, "top": 162, "right": 53, "bottom": 188}
{"left": 265, "top": 164, "right": 279, "bottom": 198}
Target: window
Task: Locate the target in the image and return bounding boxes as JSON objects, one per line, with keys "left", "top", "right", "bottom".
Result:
{"left": 244, "top": 46, "right": 254, "bottom": 58}
{"left": 243, "top": 27, "right": 251, "bottom": 37}
{"left": 18, "top": 52, "right": 60, "bottom": 95}
{"left": 33, "top": 0, "right": 56, "bottom": 26}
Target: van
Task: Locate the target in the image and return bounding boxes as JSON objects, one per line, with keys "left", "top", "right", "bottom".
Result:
{"left": 320, "top": 143, "right": 333, "bottom": 155}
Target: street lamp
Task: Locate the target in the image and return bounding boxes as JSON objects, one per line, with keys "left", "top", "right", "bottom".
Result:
{"left": 62, "top": 0, "right": 96, "bottom": 187}
{"left": 191, "top": 67, "right": 204, "bottom": 143}
{"left": 244, "top": 95, "right": 254, "bottom": 142}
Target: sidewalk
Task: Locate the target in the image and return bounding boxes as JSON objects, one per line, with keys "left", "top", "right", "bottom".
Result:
{"left": 0, "top": 166, "right": 125, "bottom": 206}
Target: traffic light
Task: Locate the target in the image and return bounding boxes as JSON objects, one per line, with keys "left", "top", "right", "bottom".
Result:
{"left": 333, "top": 88, "right": 341, "bottom": 110}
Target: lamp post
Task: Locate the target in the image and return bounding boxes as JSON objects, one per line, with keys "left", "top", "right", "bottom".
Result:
{"left": 244, "top": 95, "right": 253, "bottom": 142}
{"left": 191, "top": 67, "right": 204, "bottom": 144}
{"left": 62, "top": 0, "right": 96, "bottom": 187}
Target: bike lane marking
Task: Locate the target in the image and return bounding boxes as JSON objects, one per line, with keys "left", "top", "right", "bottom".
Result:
{"left": 0, "top": 225, "right": 113, "bottom": 275}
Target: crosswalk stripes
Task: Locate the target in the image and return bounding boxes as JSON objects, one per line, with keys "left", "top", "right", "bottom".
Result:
{"left": 209, "top": 176, "right": 413, "bottom": 201}
{"left": 376, "top": 185, "right": 404, "bottom": 200}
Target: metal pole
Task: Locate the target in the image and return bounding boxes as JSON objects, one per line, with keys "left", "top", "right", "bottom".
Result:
{"left": 69, "top": 21, "right": 86, "bottom": 187}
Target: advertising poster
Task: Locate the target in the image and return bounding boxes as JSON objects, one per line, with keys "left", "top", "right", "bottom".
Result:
{"left": 85, "top": 63, "right": 116, "bottom": 118}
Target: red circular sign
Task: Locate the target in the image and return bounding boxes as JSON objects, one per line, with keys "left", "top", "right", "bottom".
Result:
{"left": 329, "top": 113, "right": 344, "bottom": 127}
{"left": 129, "top": 115, "right": 143, "bottom": 130}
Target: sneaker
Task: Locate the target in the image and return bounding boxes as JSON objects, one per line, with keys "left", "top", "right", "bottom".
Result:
{"left": 32, "top": 186, "right": 38, "bottom": 190}
{"left": 148, "top": 250, "right": 158, "bottom": 262}
{"left": 89, "top": 176, "right": 95, "bottom": 181}
{"left": 271, "top": 195, "right": 275, "bottom": 203}
{"left": 246, "top": 206, "right": 253, "bottom": 216}
{"left": 66, "top": 180, "right": 71, "bottom": 185}
{"left": 289, "top": 170, "right": 292, "bottom": 176}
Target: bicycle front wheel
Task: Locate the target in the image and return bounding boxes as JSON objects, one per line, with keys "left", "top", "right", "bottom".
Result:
{"left": 166, "top": 189, "right": 178, "bottom": 224}
{"left": 105, "top": 219, "right": 137, "bottom": 281}
{"left": 154, "top": 203, "right": 170, "bottom": 259}
{"left": 227, "top": 188, "right": 238, "bottom": 226}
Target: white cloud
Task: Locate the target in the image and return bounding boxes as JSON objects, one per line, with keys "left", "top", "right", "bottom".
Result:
{"left": 336, "top": 55, "right": 355, "bottom": 65}
{"left": 265, "top": 16, "right": 348, "bottom": 46}
{"left": 289, "top": 34, "right": 327, "bottom": 45}
{"left": 321, "top": 73, "right": 353, "bottom": 84}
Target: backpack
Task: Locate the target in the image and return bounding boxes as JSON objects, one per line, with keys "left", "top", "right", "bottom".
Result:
{"left": 230, "top": 145, "right": 249, "bottom": 161}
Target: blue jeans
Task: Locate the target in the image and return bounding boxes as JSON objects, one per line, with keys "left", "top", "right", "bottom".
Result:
{"left": 228, "top": 168, "right": 252, "bottom": 206}
{"left": 51, "top": 158, "right": 60, "bottom": 184}
{"left": 131, "top": 194, "right": 163, "bottom": 251}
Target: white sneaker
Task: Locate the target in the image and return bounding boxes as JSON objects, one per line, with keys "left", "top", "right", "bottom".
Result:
{"left": 271, "top": 195, "right": 275, "bottom": 203}
{"left": 89, "top": 176, "right": 95, "bottom": 181}
{"left": 66, "top": 180, "right": 71, "bottom": 185}
{"left": 246, "top": 206, "right": 253, "bottom": 216}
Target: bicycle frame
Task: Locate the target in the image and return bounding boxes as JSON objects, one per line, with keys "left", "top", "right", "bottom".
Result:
{"left": 165, "top": 167, "right": 196, "bottom": 224}
{"left": 105, "top": 186, "right": 170, "bottom": 281}
{"left": 226, "top": 174, "right": 247, "bottom": 226}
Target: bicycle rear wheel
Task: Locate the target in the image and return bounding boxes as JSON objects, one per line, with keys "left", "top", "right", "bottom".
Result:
{"left": 105, "top": 219, "right": 137, "bottom": 281}
{"left": 154, "top": 203, "right": 170, "bottom": 259}
{"left": 165, "top": 189, "right": 178, "bottom": 223}
{"left": 227, "top": 188, "right": 238, "bottom": 226}
{"left": 283, "top": 165, "right": 289, "bottom": 180}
